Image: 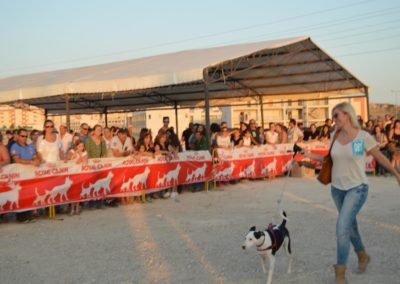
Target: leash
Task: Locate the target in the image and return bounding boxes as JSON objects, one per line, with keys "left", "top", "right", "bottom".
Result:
{"left": 273, "top": 144, "right": 301, "bottom": 223}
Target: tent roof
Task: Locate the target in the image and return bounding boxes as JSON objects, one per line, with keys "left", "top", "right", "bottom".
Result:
{"left": 0, "top": 36, "right": 368, "bottom": 114}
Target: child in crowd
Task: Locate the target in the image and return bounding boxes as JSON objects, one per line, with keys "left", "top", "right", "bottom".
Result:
{"left": 67, "top": 139, "right": 88, "bottom": 215}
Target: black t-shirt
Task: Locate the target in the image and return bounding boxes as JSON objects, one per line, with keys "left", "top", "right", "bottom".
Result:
{"left": 231, "top": 136, "right": 243, "bottom": 146}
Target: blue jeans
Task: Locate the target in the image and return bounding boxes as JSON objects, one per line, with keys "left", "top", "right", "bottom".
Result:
{"left": 331, "top": 184, "right": 368, "bottom": 265}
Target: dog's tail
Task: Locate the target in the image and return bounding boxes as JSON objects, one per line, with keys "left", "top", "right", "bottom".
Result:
{"left": 280, "top": 210, "right": 288, "bottom": 227}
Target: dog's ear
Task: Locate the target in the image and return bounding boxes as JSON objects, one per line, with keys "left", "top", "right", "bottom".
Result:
{"left": 250, "top": 226, "right": 256, "bottom": 231}
{"left": 254, "top": 231, "right": 262, "bottom": 239}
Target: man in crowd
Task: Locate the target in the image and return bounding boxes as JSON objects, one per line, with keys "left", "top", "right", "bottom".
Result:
{"left": 110, "top": 127, "right": 133, "bottom": 157}
{"left": 78, "top": 123, "right": 90, "bottom": 143}
{"left": 248, "top": 119, "right": 260, "bottom": 145}
{"left": 159, "top": 116, "right": 170, "bottom": 134}
{"left": 10, "top": 129, "right": 41, "bottom": 222}
{"left": 182, "top": 122, "right": 194, "bottom": 151}
{"left": 60, "top": 124, "right": 73, "bottom": 156}
{"left": 7, "top": 129, "right": 18, "bottom": 152}
{"left": 287, "top": 118, "right": 304, "bottom": 143}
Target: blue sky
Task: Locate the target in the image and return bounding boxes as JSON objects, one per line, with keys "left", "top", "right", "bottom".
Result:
{"left": 1, "top": 0, "right": 399, "bottom": 103}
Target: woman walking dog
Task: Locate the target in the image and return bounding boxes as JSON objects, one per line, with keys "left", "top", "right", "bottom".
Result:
{"left": 301, "top": 102, "right": 400, "bottom": 284}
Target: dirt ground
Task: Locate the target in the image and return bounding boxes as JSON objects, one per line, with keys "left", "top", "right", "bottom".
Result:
{"left": 0, "top": 176, "right": 399, "bottom": 284}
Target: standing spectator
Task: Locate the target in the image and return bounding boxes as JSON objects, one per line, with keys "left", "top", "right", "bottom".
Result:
{"left": 305, "top": 123, "right": 319, "bottom": 142}
{"left": 103, "top": 127, "right": 113, "bottom": 157}
{"left": 110, "top": 127, "right": 133, "bottom": 157}
{"left": 159, "top": 116, "right": 170, "bottom": 134}
{"left": 67, "top": 139, "right": 88, "bottom": 215}
{"left": 0, "top": 132, "right": 10, "bottom": 168}
{"left": 388, "top": 119, "right": 400, "bottom": 170}
{"left": 10, "top": 129, "right": 41, "bottom": 222}
{"left": 242, "top": 130, "right": 252, "bottom": 147}
{"left": 37, "top": 120, "right": 64, "bottom": 163}
{"left": 194, "top": 129, "right": 208, "bottom": 150}
{"left": 266, "top": 123, "right": 279, "bottom": 145}
{"left": 78, "top": 123, "right": 90, "bottom": 144}
{"left": 85, "top": 124, "right": 107, "bottom": 209}
{"left": 188, "top": 124, "right": 200, "bottom": 150}
{"left": 210, "top": 123, "right": 221, "bottom": 149}
{"left": 364, "top": 120, "right": 374, "bottom": 134}
{"left": 276, "top": 124, "right": 288, "bottom": 144}
{"left": 318, "top": 125, "right": 331, "bottom": 143}
{"left": 216, "top": 127, "right": 231, "bottom": 148}
{"left": 240, "top": 121, "right": 248, "bottom": 134}
{"left": 59, "top": 124, "right": 73, "bottom": 157}
{"left": 29, "top": 129, "right": 40, "bottom": 151}
{"left": 5, "top": 130, "right": 13, "bottom": 144}
{"left": 384, "top": 114, "right": 391, "bottom": 128}
{"left": 248, "top": 119, "right": 260, "bottom": 145}
{"left": 357, "top": 115, "right": 364, "bottom": 128}
{"left": 0, "top": 132, "right": 10, "bottom": 223}
{"left": 372, "top": 125, "right": 389, "bottom": 176}
{"left": 167, "top": 128, "right": 182, "bottom": 153}
{"left": 287, "top": 119, "right": 304, "bottom": 143}
{"left": 7, "top": 129, "right": 18, "bottom": 153}
{"left": 325, "top": 118, "right": 334, "bottom": 133}
{"left": 182, "top": 122, "right": 194, "bottom": 151}
{"left": 257, "top": 126, "right": 266, "bottom": 145}
{"left": 154, "top": 131, "right": 169, "bottom": 156}
{"left": 231, "top": 128, "right": 243, "bottom": 147}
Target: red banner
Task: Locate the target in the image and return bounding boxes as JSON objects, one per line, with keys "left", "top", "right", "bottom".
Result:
{"left": 0, "top": 151, "right": 212, "bottom": 213}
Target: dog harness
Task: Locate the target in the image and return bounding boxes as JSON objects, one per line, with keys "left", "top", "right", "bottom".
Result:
{"left": 256, "top": 224, "right": 285, "bottom": 255}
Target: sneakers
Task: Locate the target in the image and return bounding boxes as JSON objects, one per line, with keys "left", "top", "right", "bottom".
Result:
{"left": 163, "top": 192, "right": 171, "bottom": 198}
{"left": 170, "top": 192, "right": 178, "bottom": 199}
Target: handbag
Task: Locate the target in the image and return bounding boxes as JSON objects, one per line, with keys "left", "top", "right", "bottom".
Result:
{"left": 317, "top": 130, "right": 340, "bottom": 185}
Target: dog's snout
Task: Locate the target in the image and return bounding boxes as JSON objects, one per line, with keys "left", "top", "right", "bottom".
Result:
{"left": 242, "top": 245, "right": 245, "bottom": 250}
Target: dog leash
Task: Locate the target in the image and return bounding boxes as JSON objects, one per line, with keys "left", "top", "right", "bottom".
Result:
{"left": 272, "top": 144, "right": 301, "bottom": 223}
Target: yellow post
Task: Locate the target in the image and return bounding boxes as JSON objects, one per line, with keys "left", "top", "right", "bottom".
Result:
{"left": 141, "top": 191, "right": 146, "bottom": 203}
{"left": 212, "top": 149, "right": 218, "bottom": 190}
{"left": 49, "top": 205, "right": 55, "bottom": 219}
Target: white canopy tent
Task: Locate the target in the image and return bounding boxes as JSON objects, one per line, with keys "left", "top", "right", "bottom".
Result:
{"left": 0, "top": 36, "right": 369, "bottom": 135}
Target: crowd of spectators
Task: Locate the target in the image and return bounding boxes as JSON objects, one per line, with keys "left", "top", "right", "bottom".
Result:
{"left": 1, "top": 113, "right": 399, "bottom": 223}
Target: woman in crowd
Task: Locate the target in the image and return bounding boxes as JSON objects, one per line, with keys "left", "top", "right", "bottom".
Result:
{"left": 37, "top": 120, "right": 64, "bottom": 163}
{"left": 388, "top": 119, "right": 400, "bottom": 171}
{"left": 240, "top": 121, "right": 248, "bottom": 134}
{"left": 275, "top": 123, "right": 288, "bottom": 144}
{"left": 306, "top": 123, "right": 319, "bottom": 141}
{"left": 67, "top": 139, "right": 88, "bottom": 215}
{"left": 301, "top": 102, "right": 400, "bottom": 284}
{"left": 372, "top": 125, "right": 389, "bottom": 175}
{"left": 231, "top": 128, "right": 244, "bottom": 148}
{"left": 103, "top": 127, "right": 114, "bottom": 157}
{"left": 85, "top": 124, "right": 107, "bottom": 209}
{"left": 242, "top": 130, "right": 252, "bottom": 147}
{"left": 216, "top": 126, "right": 232, "bottom": 148}
{"left": 318, "top": 124, "right": 331, "bottom": 143}
{"left": 154, "top": 131, "right": 169, "bottom": 156}
{"left": 265, "top": 123, "right": 279, "bottom": 145}
{"left": 364, "top": 120, "right": 374, "bottom": 134}
{"left": 0, "top": 132, "right": 10, "bottom": 168}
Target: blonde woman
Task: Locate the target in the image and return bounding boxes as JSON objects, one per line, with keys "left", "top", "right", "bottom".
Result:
{"left": 301, "top": 102, "right": 400, "bottom": 284}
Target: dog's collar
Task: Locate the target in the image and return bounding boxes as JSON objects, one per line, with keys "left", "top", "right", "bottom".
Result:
{"left": 256, "top": 233, "right": 267, "bottom": 249}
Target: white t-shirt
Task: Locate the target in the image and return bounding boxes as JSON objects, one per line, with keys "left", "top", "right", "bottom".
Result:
{"left": 216, "top": 135, "right": 231, "bottom": 148}
{"left": 60, "top": 132, "right": 73, "bottom": 155}
{"left": 288, "top": 127, "right": 303, "bottom": 143}
{"left": 110, "top": 136, "right": 133, "bottom": 156}
{"left": 266, "top": 131, "right": 278, "bottom": 144}
{"left": 37, "top": 135, "right": 63, "bottom": 163}
{"left": 331, "top": 130, "right": 377, "bottom": 190}
{"left": 243, "top": 137, "right": 252, "bottom": 146}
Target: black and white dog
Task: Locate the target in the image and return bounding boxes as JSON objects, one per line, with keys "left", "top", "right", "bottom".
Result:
{"left": 242, "top": 211, "right": 292, "bottom": 284}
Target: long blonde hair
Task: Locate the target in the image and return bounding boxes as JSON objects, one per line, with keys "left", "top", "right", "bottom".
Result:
{"left": 332, "top": 102, "right": 360, "bottom": 129}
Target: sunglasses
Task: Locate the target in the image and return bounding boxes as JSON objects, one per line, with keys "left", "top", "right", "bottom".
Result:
{"left": 82, "top": 127, "right": 89, "bottom": 130}
{"left": 20, "top": 135, "right": 28, "bottom": 138}
{"left": 45, "top": 125, "right": 54, "bottom": 128}
{"left": 163, "top": 121, "right": 169, "bottom": 123}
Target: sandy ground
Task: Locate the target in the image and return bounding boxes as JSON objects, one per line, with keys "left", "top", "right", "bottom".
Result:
{"left": 0, "top": 176, "right": 399, "bottom": 284}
